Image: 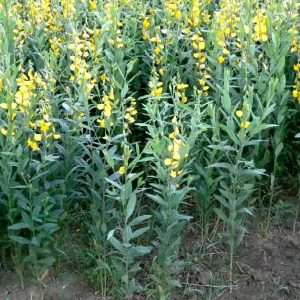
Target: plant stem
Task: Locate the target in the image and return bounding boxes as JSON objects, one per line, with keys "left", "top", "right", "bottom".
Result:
{"left": 265, "top": 173, "right": 275, "bottom": 237}
{"left": 293, "top": 190, "right": 300, "bottom": 235}
{"left": 229, "top": 243, "right": 233, "bottom": 293}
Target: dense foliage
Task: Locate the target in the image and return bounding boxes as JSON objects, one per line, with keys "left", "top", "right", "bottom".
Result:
{"left": 0, "top": 0, "right": 299, "bottom": 298}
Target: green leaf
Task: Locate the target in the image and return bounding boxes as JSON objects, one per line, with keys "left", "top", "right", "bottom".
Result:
{"left": 129, "top": 215, "right": 152, "bottom": 227}
{"left": 131, "top": 226, "right": 150, "bottom": 239}
{"left": 102, "top": 149, "right": 115, "bottom": 169}
{"left": 214, "top": 208, "right": 229, "bottom": 223}
{"left": 133, "top": 246, "right": 152, "bottom": 256}
{"left": 209, "top": 145, "right": 237, "bottom": 152}
{"left": 166, "top": 279, "right": 182, "bottom": 288}
{"left": 275, "top": 143, "right": 284, "bottom": 160}
{"left": 220, "top": 124, "right": 240, "bottom": 145}
{"left": 238, "top": 207, "right": 254, "bottom": 216}
{"left": 108, "top": 236, "right": 124, "bottom": 252}
{"left": 10, "top": 236, "right": 31, "bottom": 245}
{"left": 38, "top": 223, "right": 58, "bottom": 232}
{"left": 208, "top": 162, "right": 232, "bottom": 170}
{"left": 252, "top": 123, "right": 277, "bottom": 135}
{"left": 105, "top": 178, "right": 122, "bottom": 189}
{"left": 146, "top": 193, "right": 166, "bottom": 206}
{"left": 126, "top": 193, "right": 137, "bottom": 221}
{"left": 8, "top": 223, "right": 30, "bottom": 230}
{"left": 240, "top": 169, "right": 266, "bottom": 177}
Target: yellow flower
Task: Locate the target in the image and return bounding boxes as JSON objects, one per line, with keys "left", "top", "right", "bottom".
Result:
{"left": 89, "top": 0, "right": 97, "bottom": 11}
{"left": 222, "top": 49, "right": 230, "bottom": 55}
{"left": 97, "top": 119, "right": 106, "bottom": 128}
{"left": 292, "top": 90, "right": 298, "bottom": 99}
{"left": 172, "top": 152, "right": 180, "bottom": 160}
{"left": 235, "top": 110, "right": 244, "bottom": 118}
{"left": 1, "top": 128, "right": 8, "bottom": 136}
{"left": 53, "top": 134, "right": 61, "bottom": 140}
{"left": 261, "top": 34, "right": 268, "bottom": 42}
{"left": 100, "top": 74, "right": 107, "bottom": 82}
{"left": 154, "top": 47, "right": 161, "bottom": 55}
{"left": 39, "top": 121, "right": 51, "bottom": 132}
{"left": 164, "top": 158, "right": 172, "bottom": 166}
{"left": 198, "top": 41, "right": 206, "bottom": 50}
{"left": 27, "top": 138, "right": 39, "bottom": 151}
{"left": 218, "top": 56, "right": 225, "bottom": 64}
{"left": 170, "top": 170, "right": 178, "bottom": 178}
{"left": 241, "top": 121, "right": 250, "bottom": 129}
{"left": 97, "top": 103, "right": 105, "bottom": 110}
{"left": 0, "top": 103, "right": 8, "bottom": 110}
{"left": 175, "top": 10, "right": 182, "bottom": 20}
{"left": 181, "top": 97, "right": 188, "bottom": 104}
{"left": 169, "top": 132, "right": 176, "bottom": 139}
{"left": 198, "top": 79, "right": 205, "bottom": 86}
{"left": 34, "top": 134, "right": 42, "bottom": 142}
{"left": 143, "top": 19, "right": 150, "bottom": 30}
{"left": 119, "top": 166, "right": 126, "bottom": 175}
{"left": 171, "top": 160, "right": 179, "bottom": 168}
{"left": 177, "top": 83, "right": 188, "bottom": 91}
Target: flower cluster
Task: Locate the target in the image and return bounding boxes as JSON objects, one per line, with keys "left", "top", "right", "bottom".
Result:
{"left": 142, "top": 10, "right": 156, "bottom": 41}
{"left": 68, "top": 33, "right": 97, "bottom": 94}
{"left": 105, "top": 3, "right": 124, "bottom": 49}
{"left": 61, "top": 0, "right": 76, "bottom": 19}
{"left": 149, "top": 79, "right": 163, "bottom": 98}
{"left": 149, "top": 35, "right": 165, "bottom": 66}
{"left": 49, "top": 37, "right": 63, "bottom": 58}
{"left": 27, "top": 100, "right": 61, "bottom": 151}
{"left": 177, "top": 83, "right": 188, "bottom": 104}
{"left": 164, "top": 117, "right": 188, "bottom": 178}
{"left": 188, "top": 0, "right": 211, "bottom": 27}
{"left": 16, "top": 0, "right": 60, "bottom": 33}
{"left": 14, "top": 70, "right": 46, "bottom": 114}
{"left": 253, "top": 9, "right": 268, "bottom": 42}
{"left": 190, "top": 33, "right": 210, "bottom": 95}
{"left": 96, "top": 88, "right": 115, "bottom": 128}
{"left": 213, "top": 0, "right": 242, "bottom": 65}
{"left": 165, "top": 0, "right": 182, "bottom": 21}
{"left": 0, "top": 69, "right": 61, "bottom": 149}
{"left": 214, "top": 0, "right": 241, "bottom": 48}
{"left": 0, "top": 76, "right": 3, "bottom": 93}
{"left": 291, "top": 35, "right": 299, "bottom": 54}
{"left": 235, "top": 109, "right": 250, "bottom": 129}
{"left": 89, "top": 0, "right": 97, "bottom": 12}
{"left": 124, "top": 98, "right": 137, "bottom": 125}
{"left": 11, "top": 4, "right": 26, "bottom": 49}
{"left": 292, "top": 61, "right": 300, "bottom": 104}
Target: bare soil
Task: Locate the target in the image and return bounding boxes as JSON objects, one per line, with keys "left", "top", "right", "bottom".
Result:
{"left": 217, "top": 228, "right": 300, "bottom": 300}
{"left": 1, "top": 222, "right": 300, "bottom": 299}
{"left": 0, "top": 271, "right": 104, "bottom": 300}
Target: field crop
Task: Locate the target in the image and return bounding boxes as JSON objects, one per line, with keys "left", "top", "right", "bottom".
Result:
{"left": 0, "top": 0, "right": 299, "bottom": 299}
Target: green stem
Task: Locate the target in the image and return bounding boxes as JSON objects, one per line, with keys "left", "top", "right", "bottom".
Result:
{"left": 293, "top": 189, "right": 300, "bottom": 236}
{"left": 229, "top": 243, "right": 234, "bottom": 293}
{"left": 265, "top": 172, "right": 275, "bottom": 237}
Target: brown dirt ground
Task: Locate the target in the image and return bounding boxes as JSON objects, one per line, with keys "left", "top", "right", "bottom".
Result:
{"left": 216, "top": 228, "right": 300, "bottom": 300}
{"left": 1, "top": 224, "right": 300, "bottom": 299}
{"left": 0, "top": 271, "right": 105, "bottom": 300}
